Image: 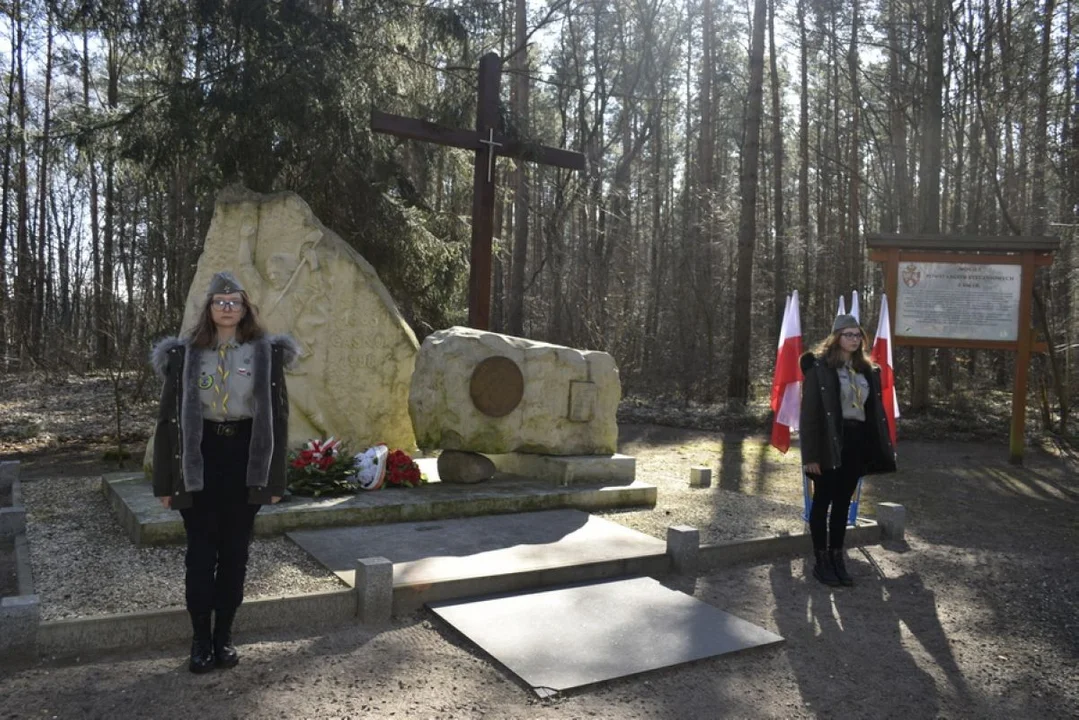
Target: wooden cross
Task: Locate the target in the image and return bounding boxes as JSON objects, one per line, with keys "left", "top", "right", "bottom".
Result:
{"left": 371, "top": 52, "right": 585, "bottom": 330}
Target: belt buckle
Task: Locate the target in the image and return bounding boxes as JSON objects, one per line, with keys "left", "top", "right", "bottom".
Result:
{"left": 216, "top": 423, "right": 236, "bottom": 437}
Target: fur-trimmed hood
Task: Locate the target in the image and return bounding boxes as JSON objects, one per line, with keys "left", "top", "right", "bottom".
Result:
{"left": 150, "top": 333, "right": 300, "bottom": 379}
{"left": 799, "top": 350, "right": 880, "bottom": 375}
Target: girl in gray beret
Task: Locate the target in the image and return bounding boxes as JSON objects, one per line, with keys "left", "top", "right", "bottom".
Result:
{"left": 799, "top": 314, "right": 896, "bottom": 587}
{"left": 151, "top": 271, "right": 299, "bottom": 673}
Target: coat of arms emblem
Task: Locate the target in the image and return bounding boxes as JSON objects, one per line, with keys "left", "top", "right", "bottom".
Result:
{"left": 902, "top": 264, "right": 921, "bottom": 288}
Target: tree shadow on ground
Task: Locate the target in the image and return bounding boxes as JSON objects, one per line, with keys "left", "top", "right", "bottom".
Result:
{"left": 768, "top": 556, "right": 979, "bottom": 718}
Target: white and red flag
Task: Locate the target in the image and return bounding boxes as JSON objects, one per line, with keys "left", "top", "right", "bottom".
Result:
{"left": 836, "top": 295, "right": 847, "bottom": 316}
{"left": 870, "top": 294, "right": 899, "bottom": 445}
{"left": 850, "top": 290, "right": 861, "bottom": 323}
{"left": 770, "top": 291, "right": 804, "bottom": 453}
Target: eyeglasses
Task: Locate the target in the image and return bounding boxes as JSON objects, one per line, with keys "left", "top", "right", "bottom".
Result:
{"left": 212, "top": 300, "right": 244, "bottom": 311}
{"left": 839, "top": 332, "right": 862, "bottom": 340}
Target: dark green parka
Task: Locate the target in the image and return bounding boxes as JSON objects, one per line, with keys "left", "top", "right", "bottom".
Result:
{"left": 150, "top": 334, "right": 299, "bottom": 509}
{"left": 799, "top": 352, "right": 896, "bottom": 474}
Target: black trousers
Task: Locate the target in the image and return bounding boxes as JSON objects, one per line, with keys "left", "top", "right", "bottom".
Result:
{"left": 809, "top": 420, "right": 866, "bottom": 551}
{"left": 179, "top": 420, "right": 261, "bottom": 614}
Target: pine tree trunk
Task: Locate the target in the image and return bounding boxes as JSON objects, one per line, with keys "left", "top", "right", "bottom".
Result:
{"left": 727, "top": 0, "right": 767, "bottom": 402}
{"left": 769, "top": 0, "right": 785, "bottom": 332}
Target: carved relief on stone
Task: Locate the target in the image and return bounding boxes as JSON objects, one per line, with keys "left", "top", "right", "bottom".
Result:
{"left": 182, "top": 187, "right": 420, "bottom": 451}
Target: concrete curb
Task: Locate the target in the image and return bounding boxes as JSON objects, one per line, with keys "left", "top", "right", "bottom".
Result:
{"left": 699, "top": 520, "right": 881, "bottom": 570}
{"left": 1, "top": 460, "right": 26, "bottom": 539}
{"left": 14, "top": 531, "right": 34, "bottom": 596}
{"left": 13, "top": 517, "right": 889, "bottom": 660}
{"left": 37, "top": 588, "right": 356, "bottom": 655}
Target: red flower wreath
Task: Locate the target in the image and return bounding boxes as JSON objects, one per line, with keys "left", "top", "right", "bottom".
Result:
{"left": 385, "top": 449, "right": 425, "bottom": 488}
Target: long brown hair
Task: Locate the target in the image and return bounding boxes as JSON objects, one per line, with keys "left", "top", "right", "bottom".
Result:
{"left": 187, "top": 290, "right": 266, "bottom": 348}
{"left": 812, "top": 326, "right": 878, "bottom": 374}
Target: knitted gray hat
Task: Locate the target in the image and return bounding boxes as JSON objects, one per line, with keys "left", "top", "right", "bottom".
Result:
{"left": 832, "top": 314, "right": 861, "bottom": 333}
{"left": 207, "top": 270, "right": 245, "bottom": 296}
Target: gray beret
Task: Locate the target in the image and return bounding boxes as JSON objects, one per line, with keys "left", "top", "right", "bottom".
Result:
{"left": 207, "top": 271, "right": 245, "bottom": 296}
{"left": 832, "top": 314, "right": 861, "bottom": 333}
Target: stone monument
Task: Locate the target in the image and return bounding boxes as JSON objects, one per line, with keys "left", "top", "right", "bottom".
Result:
{"left": 409, "top": 327, "right": 633, "bottom": 484}
{"left": 158, "top": 186, "right": 419, "bottom": 456}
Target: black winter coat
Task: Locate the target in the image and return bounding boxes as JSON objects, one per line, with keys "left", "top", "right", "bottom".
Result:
{"left": 150, "top": 334, "right": 299, "bottom": 509}
{"left": 799, "top": 352, "right": 896, "bottom": 474}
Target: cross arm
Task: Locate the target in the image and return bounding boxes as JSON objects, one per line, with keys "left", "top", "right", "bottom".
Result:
{"left": 499, "top": 140, "right": 585, "bottom": 171}
{"left": 371, "top": 110, "right": 479, "bottom": 152}
{"left": 371, "top": 109, "right": 586, "bottom": 172}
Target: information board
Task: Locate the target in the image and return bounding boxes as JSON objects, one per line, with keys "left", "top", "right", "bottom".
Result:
{"left": 895, "top": 262, "right": 1021, "bottom": 341}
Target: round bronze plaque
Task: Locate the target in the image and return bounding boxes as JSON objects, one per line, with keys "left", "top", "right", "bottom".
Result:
{"left": 469, "top": 356, "right": 524, "bottom": 418}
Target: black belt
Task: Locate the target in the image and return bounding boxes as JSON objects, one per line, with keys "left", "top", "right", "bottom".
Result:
{"left": 205, "top": 419, "right": 252, "bottom": 437}
{"left": 842, "top": 418, "right": 865, "bottom": 427}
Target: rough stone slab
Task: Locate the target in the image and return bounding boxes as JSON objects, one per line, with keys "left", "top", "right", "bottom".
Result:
{"left": 289, "top": 510, "right": 666, "bottom": 589}
{"left": 409, "top": 327, "right": 619, "bottom": 455}
{"left": 486, "top": 453, "right": 635, "bottom": 486}
{"left": 429, "top": 576, "right": 784, "bottom": 697}
{"left": 104, "top": 463, "right": 656, "bottom": 546}
{"left": 141, "top": 188, "right": 420, "bottom": 474}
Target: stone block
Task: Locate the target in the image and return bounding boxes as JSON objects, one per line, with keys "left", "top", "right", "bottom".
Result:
{"left": 0, "top": 594, "right": 40, "bottom": 655}
{"left": 0, "top": 460, "right": 18, "bottom": 489}
{"left": 356, "top": 557, "right": 393, "bottom": 625}
{"left": 437, "top": 451, "right": 496, "bottom": 484}
{"left": 666, "top": 525, "right": 700, "bottom": 574}
{"left": 689, "top": 466, "right": 712, "bottom": 488}
{"left": 876, "top": 502, "right": 906, "bottom": 541}
{"left": 409, "top": 327, "right": 620, "bottom": 455}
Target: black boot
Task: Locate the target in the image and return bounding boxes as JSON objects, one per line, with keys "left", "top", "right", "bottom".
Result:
{"left": 812, "top": 549, "right": 841, "bottom": 587}
{"left": 213, "top": 608, "right": 240, "bottom": 669}
{"left": 189, "top": 611, "right": 215, "bottom": 674}
{"left": 830, "top": 548, "right": 853, "bottom": 586}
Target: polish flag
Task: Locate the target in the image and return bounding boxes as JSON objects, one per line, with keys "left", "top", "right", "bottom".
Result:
{"left": 770, "top": 291, "right": 804, "bottom": 453}
{"left": 850, "top": 290, "right": 860, "bottom": 323}
{"left": 871, "top": 294, "right": 899, "bottom": 445}
{"left": 836, "top": 295, "right": 847, "bottom": 316}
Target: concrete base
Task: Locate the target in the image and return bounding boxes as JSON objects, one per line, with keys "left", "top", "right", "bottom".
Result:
{"left": 486, "top": 452, "right": 636, "bottom": 486}
{"left": 289, "top": 510, "right": 670, "bottom": 614}
{"left": 103, "top": 467, "right": 657, "bottom": 546}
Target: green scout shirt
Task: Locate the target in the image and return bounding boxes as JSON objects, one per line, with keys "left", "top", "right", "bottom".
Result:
{"left": 198, "top": 339, "right": 256, "bottom": 420}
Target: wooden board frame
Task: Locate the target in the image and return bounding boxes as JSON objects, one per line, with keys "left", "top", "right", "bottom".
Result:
{"left": 866, "top": 234, "right": 1059, "bottom": 464}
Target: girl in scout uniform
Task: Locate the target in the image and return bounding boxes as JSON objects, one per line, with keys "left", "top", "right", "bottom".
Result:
{"left": 151, "top": 271, "right": 298, "bottom": 673}
{"left": 799, "top": 314, "right": 896, "bottom": 587}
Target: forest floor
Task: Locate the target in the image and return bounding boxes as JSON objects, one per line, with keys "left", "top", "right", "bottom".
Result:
{"left": 0, "top": 372, "right": 1077, "bottom": 719}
